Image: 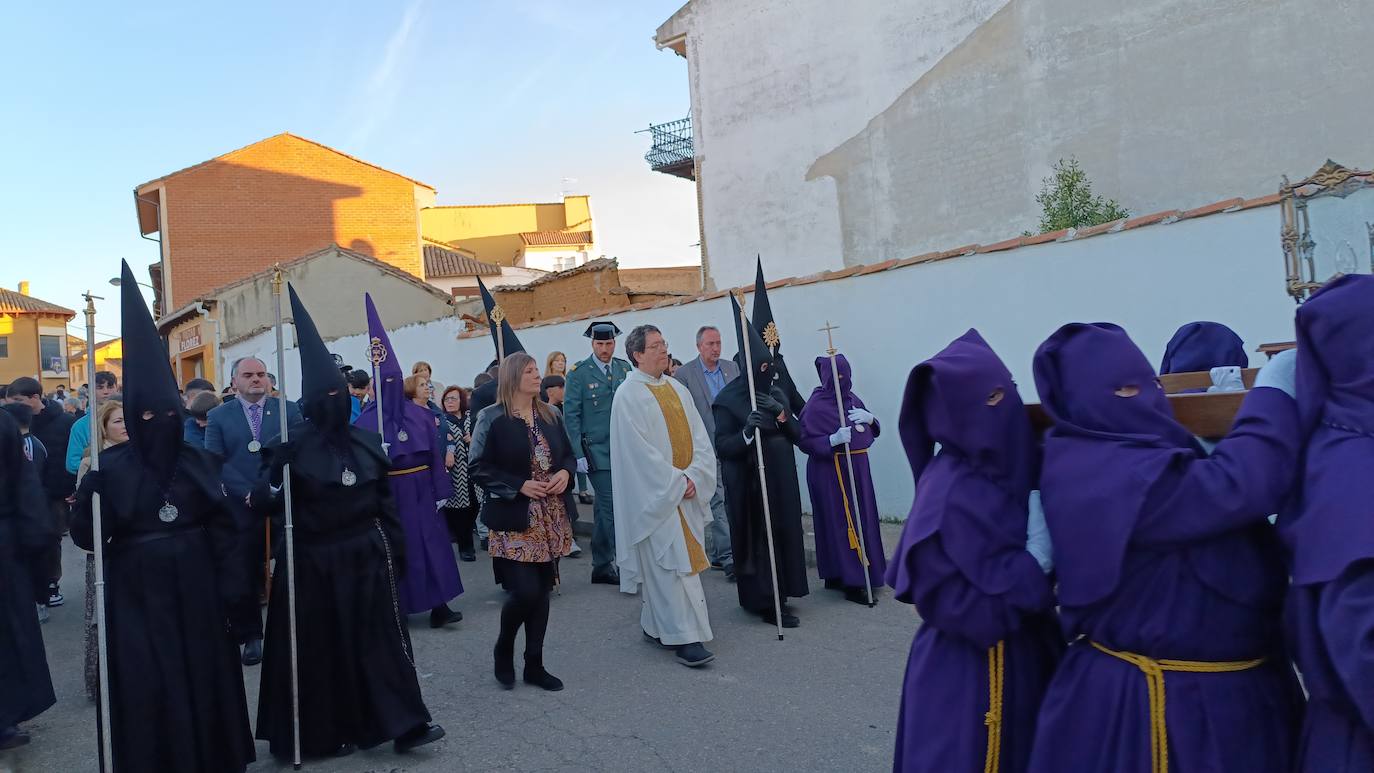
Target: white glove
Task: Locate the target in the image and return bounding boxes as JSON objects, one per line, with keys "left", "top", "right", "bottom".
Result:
{"left": 846, "top": 407, "right": 875, "bottom": 426}
{"left": 829, "top": 426, "right": 852, "bottom": 447}
{"left": 1253, "top": 349, "right": 1297, "bottom": 398}
{"left": 576, "top": 457, "right": 589, "bottom": 474}
{"left": 1206, "top": 366, "right": 1245, "bottom": 393}
{"left": 1025, "top": 490, "right": 1054, "bottom": 574}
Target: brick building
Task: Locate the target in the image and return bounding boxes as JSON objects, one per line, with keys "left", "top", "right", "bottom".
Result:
{"left": 134, "top": 133, "right": 436, "bottom": 314}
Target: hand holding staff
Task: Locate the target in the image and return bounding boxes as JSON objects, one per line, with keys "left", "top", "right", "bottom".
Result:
{"left": 735, "top": 290, "right": 787, "bottom": 641}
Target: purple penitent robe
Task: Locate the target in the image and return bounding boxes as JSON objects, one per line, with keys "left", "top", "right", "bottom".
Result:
{"left": 356, "top": 294, "right": 460, "bottom": 615}
{"left": 1027, "top": 322, "right": 1303, "bottom": 773}
{"left": 799, "top": 354, "right": 886, "bottom": 591}
{"left": 1279, "top": 274, "right": 1374, "bottom": 772}
{"left": 886, "top": 330, "right": 1062, "bottom": 773}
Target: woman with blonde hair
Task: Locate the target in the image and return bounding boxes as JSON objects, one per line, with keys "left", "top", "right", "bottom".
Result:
{"left": 470, "top": 352, "right": 576, "bottom": 691}
{"left": 545, "top": 351, "right": 567, "bottom": 378}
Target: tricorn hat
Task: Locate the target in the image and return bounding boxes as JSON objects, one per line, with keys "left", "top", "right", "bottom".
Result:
{"left": 584, "top": 321, "right": 622, "bottom": 340}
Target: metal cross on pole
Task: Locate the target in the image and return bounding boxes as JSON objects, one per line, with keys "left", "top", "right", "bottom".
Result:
{"left": 818, "top": 321, "right": 874, "bottom": 607}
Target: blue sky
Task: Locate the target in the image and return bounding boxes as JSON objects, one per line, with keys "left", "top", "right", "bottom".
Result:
{"left": 1, "top": 0, "right": 696, "bottom": 340}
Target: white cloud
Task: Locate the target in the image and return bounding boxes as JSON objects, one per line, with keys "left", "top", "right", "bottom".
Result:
{"left": 349, "top": 0, "right": 425, "bottom": 149}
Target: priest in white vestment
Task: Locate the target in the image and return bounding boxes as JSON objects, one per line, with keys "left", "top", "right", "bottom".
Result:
{"left": 611, "top": 324, "right": 719, "bottom": 667}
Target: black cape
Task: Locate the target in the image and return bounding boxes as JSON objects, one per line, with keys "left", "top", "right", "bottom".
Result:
{"left": 0, "top": 410, "right": 56, "bottom": 729}
{"left": 70, "top": 442, "right": 254, "bottom": 773}
{"left": 713, "top": 379, "right": 810, "bottom": 612}
{"left": 255, "top": 425, "right": 430, "bottom": 757}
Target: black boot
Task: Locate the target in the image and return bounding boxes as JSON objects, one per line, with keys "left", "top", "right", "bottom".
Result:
{"left": 523, "top": 654, "right": 564, "bottom": 692}
{"left": 493, "top": 643, "right": 515, "bottom": 689}
{"left": 430, "top": 603, "right": 463, "bottom": 628}
{"left": 394, "top": 723, "right": 445, "bottom": 753}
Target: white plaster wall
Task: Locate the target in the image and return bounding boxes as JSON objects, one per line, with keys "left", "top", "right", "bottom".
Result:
{"left": 662, "top": 0, "right": 1010, "bottom": 289}
{"left": 668, "top": 0, "right": 1374, "bottom": 289}
{"left": 234, "top": 202, "right": 1315, "bottom": 520}
{"left": 807, "top": 0, "right": 1374, "bottom": 269}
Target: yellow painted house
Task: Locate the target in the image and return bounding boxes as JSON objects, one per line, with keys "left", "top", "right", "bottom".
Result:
{"left": 0, "top": 283, "right": 77, "bottom": 393}
{"left": 421, "top": 195, "right": 595, "bottom": 274}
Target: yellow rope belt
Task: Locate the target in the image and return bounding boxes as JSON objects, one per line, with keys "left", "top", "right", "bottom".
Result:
{"left": 388, "top": 464, "right": 430, "bottom": 476}
{"left": 1090, "top": 641, "right": 1266, "bottom": 773}
{"left": 831, "top": 447, "right": 870, "bottom": 564}
{"left": 984, "top": 641, "right": 1005, "bottom": 773}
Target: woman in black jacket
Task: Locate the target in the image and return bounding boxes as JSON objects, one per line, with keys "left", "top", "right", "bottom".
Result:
{"left": 470, "top": 352, "right": 576, "bottom": 692}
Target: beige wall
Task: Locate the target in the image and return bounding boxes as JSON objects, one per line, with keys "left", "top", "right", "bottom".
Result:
{"left": 215, "top": 249, "right": 454, "bottom": 348}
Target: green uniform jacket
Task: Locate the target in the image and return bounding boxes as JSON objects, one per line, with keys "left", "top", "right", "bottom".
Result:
{"left": 563, "top": 354, "right": 633, "bottom": 471}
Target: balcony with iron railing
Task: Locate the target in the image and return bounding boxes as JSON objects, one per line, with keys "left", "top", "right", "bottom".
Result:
{"left": 638, "top": 115, "right": 695, "bottom": 180}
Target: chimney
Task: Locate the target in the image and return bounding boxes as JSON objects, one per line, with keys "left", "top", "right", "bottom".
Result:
{"left": 18, "top": 280, "right": 29, "bottom": 296}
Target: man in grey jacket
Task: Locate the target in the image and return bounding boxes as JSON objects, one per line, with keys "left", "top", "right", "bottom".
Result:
{"left": 673, "top": 325, "right": 738, "bottom": 579}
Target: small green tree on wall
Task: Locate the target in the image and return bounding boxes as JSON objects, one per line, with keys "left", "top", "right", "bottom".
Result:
{"left": 1029, "top": 157, "right": 1130, "bottom": 234}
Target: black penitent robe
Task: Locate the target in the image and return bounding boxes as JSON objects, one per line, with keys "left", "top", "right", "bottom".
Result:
{"left": 255, "top": 425, "right": 431, "bottom": 758}
{"left": 0, "top": 412, "right": 56, "bottom": 731}
{"left": 70, "top": 442, "right": 254, "bottom": 773}
{"left": 713, "top": 380, "right": 810, "bottom": 612}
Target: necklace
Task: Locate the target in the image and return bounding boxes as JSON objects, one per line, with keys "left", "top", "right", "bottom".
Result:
{"left": 326, "top": 436, "right": 359, "bottom": 487}
{"left": 528, "top": 420, "right": 552, "bottom": 473}
{"left": 157, "top": 466, "right": 181, "bottom": 523}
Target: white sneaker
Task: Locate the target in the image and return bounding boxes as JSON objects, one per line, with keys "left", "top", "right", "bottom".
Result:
{"left": 567, "top": 538, "right": 583, "bottom": 558}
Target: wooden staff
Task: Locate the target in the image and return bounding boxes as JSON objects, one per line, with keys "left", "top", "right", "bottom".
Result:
{"left": 84, "top": 291, "right": 113, "bottom": 773}
{"left": 818, "top": 322, "right": 874, "bottom": 607}
{"left": 735, "top": 290, "right": 786, "bottom": 641}
{"left": 270, "top": 268, "right": 303, "bottom": 770}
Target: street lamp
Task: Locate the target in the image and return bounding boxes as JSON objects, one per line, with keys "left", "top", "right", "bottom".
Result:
{"left": 108, "top": 276, "right": 155, "bottom": 290}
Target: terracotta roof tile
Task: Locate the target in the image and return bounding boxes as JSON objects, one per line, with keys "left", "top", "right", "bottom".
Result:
{"left": 0, "top": 288, "right": 75, "bottom": 317}
{"left": 936, "top": 245, "right": 980, "bottom": 259}
{"left": 1074, "top": 219, "right": 1126, "bottom": 238}
{"left": 1181, "top": 198, "right": 1245, "bottom": 219}
{"left": 1123, "top": 210, "right": 1181, "bottom": 229}
{"left": 423, "top": 242, "right": 501, "bottom": 278}
{"left": 1239, "top": 193, "right": 1282, "bottom": 209}
{"left": 977, "top": 237, "right": 1023, "bottom": 254}
{"left": 519, "top": 230, "right": 594, "bottom": 246}
{"left": 1021, "top": 228, "right": 1070, "bottom": 246}
{"left": 855, "top": 258, "right": 900, "bottom": 276}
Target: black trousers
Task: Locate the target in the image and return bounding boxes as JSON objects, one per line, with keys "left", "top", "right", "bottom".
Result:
{"left": 494, "top": 559, "right": 554, "bottom": 661}
{"left": 229, "top": 501, "right": 271, "bottom": 642}
{"left": 442, "top": 504, "right": 479, "bottom": 552}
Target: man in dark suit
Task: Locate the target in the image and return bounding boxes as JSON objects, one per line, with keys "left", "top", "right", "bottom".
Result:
{"left": 204, "top": 356, "right": 302, "bottom": 665}
{"left": 673, "top": 325, "right": 739, "bottom": 579}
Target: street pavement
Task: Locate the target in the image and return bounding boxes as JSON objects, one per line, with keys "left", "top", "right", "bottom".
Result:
{"left": 3, "top": 511, "right": 914, "bottom": 773}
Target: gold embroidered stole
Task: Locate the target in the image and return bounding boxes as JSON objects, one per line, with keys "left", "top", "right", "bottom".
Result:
{"left": 645, "top": 381, "right": 710, "bottom": 575}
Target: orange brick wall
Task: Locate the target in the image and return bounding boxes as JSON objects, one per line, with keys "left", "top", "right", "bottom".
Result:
{"left": 155, "top": 135, "right": 425, "bottom": 309}
{"left": 493, "top": 268, "right": 631, "bottom": 325}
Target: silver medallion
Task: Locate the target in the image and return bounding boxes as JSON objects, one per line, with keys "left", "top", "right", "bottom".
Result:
{"left": 248, "top": 440, "right": 262, "bottom": 453}
{"left": 397, "top": 429, "right": 409, "bottom": 442}
{"left": 342, "top": 468, "right": 357, "bottom": 487}
{"left": 158, "top": 502, "right": 179, "bottom": 523}
{"left": 855, "top": 425, "right": 867, "bottom": 433}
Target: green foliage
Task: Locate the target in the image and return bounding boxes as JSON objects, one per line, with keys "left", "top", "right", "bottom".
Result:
{"left": 1029, "top": 158, "right": 1130, "bottom": 234}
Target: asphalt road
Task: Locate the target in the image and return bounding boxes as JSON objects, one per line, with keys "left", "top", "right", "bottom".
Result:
{"left": 3, "top": 514, "right": 914, "bottom": 773}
